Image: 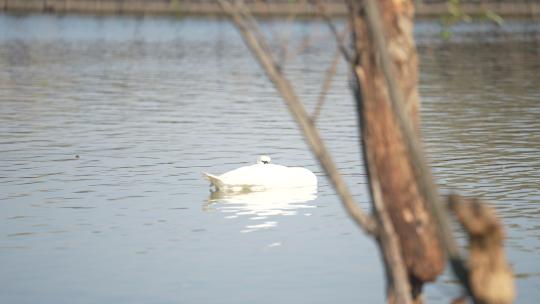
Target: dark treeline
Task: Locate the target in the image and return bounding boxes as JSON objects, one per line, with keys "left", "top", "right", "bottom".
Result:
{"left": 1, "top": 0, "right": 540, "bottom": 17}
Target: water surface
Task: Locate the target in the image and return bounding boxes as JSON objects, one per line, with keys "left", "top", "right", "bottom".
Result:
{"left": 0, "top": 14, "right": 538, "bottom": 303}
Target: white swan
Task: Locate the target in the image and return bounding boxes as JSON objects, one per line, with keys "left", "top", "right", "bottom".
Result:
{"left": 203, "top": 155, "right": 317, "bottom": 192}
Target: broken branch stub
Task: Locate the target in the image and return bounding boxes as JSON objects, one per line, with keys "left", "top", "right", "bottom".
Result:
{"left": 448, "top": 195, "right": 515, "bottom": 304}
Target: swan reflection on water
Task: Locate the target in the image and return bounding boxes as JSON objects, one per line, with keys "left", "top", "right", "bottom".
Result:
{"left": 203, "top": 186, "right": 317, "bottom": 233}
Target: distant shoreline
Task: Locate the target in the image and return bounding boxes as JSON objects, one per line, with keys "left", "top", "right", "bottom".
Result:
{"left": 1, "top": 0, "right": 539, "bottom": 18}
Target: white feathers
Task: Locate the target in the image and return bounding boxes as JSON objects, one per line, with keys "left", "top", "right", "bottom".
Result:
{"left": 256, "top": 155, "right": 272, "bottom": 164}
{"left": 203, "top": 173, "right": 225, "bottom": 189}
{"left": 203, "top": 156, "right": 317, "bottom": 192}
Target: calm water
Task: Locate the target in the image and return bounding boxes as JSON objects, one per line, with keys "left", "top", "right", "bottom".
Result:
{"left": 0, "top": 13, "right": 539, "bottom": 303}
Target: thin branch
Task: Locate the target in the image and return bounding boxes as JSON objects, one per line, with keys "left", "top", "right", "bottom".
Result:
{"left": 311, "top": 45, "right": 340, "bottom": 123}
{"left": 233, "top": 0, "right": 275, "bottom": 65}
{"left": 283, "top": 28, "right": 328, "bottom": 65}
{"left": 273, "top": 8, "right": 298, "bottom": 65}
{"left": 217, "top": 0, "right": 378, "bottom": 235}
{"left": 315, "top": 0, "right": 352, "bottom": 63}
{"left": 362, "top": 0, "right": 473, "bottom": 299}
{"left": 311, "top": 23, "right": 350, "bottom": 123}
{"left": 364, "top": 144, "right": 413, "bottom": 304}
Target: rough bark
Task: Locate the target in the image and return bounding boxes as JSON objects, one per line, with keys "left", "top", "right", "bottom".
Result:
{"left": 448, "top": 195, "right": 515, "bottom": 304}
{"left": 351, "top": 0, "right": 445, "bottom": 298}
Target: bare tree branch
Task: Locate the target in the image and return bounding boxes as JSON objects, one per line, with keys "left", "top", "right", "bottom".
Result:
{"left": 310, "top": 22, "right": 350, "bottom": 124}
{"left": 233, "top": 0, "right": 276, "bottom": 65}
{"left": 361, "top": 0, "right": 473, "bottom": 298}
{"left": 272, "top": 8, "right": 298, "bottom": 65}
{"left": 311, "top": 46, "right": 340, "bottom": 123}
{"left": 216, "top": 0, "right": 378, "bottom": 235}
{"left": 282, "top": 31, "right": 326, "bottom": 65}
{"left": 315, "top": 0, "right": 352, "bottom": 63}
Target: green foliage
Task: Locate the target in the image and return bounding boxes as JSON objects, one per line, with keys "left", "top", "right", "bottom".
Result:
{"left": 171, "top": 0, "right": 182, "bottom": 16}
{"left": 485, "top": 9, "right": 504, "bottom": 26}
{"left": 439, "top": 0, "right": 504, "bottom": 40}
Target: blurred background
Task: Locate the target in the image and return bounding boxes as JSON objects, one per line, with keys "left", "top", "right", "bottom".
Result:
{"left": 0, "top": 1, "right": 539, "bottom": 303}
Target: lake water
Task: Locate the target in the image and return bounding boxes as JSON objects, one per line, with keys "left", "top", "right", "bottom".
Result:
{"left": 0, "top": 13, "right": 538, "bottom": 303}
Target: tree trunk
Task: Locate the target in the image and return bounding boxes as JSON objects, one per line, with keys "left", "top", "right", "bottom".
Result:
{"left": 350, "top": 0, "right": 445, "bottom": 300}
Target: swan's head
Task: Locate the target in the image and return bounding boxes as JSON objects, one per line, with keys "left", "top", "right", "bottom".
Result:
{"left": 257, "top": 155, "right": 271, "bottom": 165}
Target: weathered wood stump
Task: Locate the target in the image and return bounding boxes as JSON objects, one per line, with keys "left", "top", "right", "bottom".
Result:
{"left": 448, "top": 195, "right": 515, "bottom": 304}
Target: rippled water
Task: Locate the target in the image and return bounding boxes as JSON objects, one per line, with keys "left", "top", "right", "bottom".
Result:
{"left": 0, "top": 13, "right": 538, "bottom": 303}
